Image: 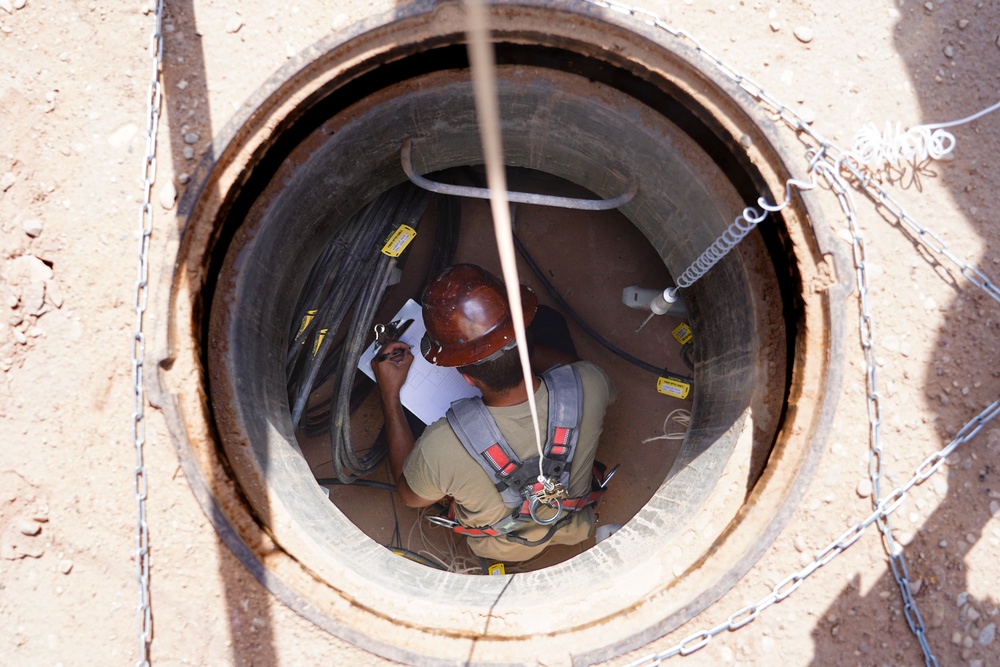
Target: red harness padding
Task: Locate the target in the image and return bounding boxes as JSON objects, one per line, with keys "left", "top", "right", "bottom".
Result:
{"left": 435, "top": 462, "right": 614, "bottom": 539}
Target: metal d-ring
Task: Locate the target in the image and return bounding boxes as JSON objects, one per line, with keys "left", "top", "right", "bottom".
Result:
{"left": 529, "top": 496, "right": 564, "bottom": 525}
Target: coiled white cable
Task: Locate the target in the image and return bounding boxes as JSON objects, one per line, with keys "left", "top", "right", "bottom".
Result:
{"left": 850, "top": 99, "right": 1000, "bottom": 172}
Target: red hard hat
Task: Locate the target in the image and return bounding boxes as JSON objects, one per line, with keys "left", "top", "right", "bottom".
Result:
{"left": 420, "top": 264, "right": 538, "bottom": 367}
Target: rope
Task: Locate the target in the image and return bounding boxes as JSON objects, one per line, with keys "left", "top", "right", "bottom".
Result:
{"left": 641, "top": 409, "right": 691, "bottom": 444}
{"left": 464, "top": 0, "right": 547, "bottom": 481}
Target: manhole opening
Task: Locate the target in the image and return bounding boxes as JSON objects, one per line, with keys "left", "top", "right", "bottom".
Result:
{"left": 165, "top": 4, "right": 840, "bottom": 664}
{"left": 289, "top": 165, "right": 699, "bottom": 573}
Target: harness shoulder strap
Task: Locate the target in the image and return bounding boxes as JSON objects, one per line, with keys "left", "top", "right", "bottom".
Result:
{"left": 445, "top": 364, "right": 587, "bottom": 524}
{"left": 446, "top": 397, "right": 524, "bottom": 508}
{"left": 540, "top": 364, "right": 583, "bottom": 487}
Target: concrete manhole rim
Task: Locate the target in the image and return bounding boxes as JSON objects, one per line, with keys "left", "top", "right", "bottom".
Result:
{"left": 152, "top": 1, "right": 849, "bottom": 665}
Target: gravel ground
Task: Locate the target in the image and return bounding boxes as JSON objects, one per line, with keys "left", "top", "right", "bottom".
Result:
{"left": 1, "top": 1, "right": 999, "bottom": 665}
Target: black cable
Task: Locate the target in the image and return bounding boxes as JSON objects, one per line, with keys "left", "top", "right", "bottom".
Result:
{"left": 512, "top": 233, "right": 693, "bottom": 384}
{"left": 315, "top": 478, "right": 396, "bottom": 492}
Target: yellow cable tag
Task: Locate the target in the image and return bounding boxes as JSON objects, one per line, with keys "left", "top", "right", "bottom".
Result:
{"left": 671, "top": 322, "right": 693, "bottom": 345}
{"left": 296, "top": 308, "right": 317, "bottom": 339}
{"left": 311, "top": 328, "right": 328, "bottom": 358}
{"left": 381, "top": 224, "right": 417, "bottom": 257}
{"left": 487, "top": 563, "right": 506, "bottom": 576}
{"left": 657, "top": 376, "right": 690, "bottom": 400}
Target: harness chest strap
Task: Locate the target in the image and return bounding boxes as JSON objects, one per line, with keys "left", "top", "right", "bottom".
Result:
{"left": 444, "top": 364, "right": 599, "bottom": 537}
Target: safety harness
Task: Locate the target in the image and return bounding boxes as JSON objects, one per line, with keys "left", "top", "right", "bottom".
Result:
{"left": 428, "top": 364, "right": 613, "bottom": 546}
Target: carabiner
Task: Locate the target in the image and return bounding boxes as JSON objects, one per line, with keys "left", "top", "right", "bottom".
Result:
{"left": 529, "top": 496, "right": 564, "bottom": 525}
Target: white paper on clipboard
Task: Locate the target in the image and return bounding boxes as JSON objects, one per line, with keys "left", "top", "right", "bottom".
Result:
{"left": 358, "top": 299, "right": 481, "bottom": 425}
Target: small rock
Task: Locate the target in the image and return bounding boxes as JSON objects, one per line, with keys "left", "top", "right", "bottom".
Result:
{"left": 952, "top": 631, "right": 963, "bottom": 645}
{"left": 930, "top": 602, "right": 946, "bottom": 628}
{"left": 979, "top": 623, "right": 996, "bottom": 646}
{"left": 958, "top": 19, "right": 970, "bottom": 29}
{"left": 856, "top": 478, "right": 872, "bottom": 498}
{"left": 45, "top": 281, "right": 62, "bottom": 308}
{"left": 107, "top": 123, "right": 139, "bottom": 150}
{"left": 0, "top": 172, "right": 15, "bottom": 192}
{"left": 12, "top": 328, "right": 27, "bottom": 344}
{"left": 944, "top": 45, "right": 955, "bottom": 58}
{"left": 938, "top": 539, "right": 948, "bottom": 548}
{"left": 769, "top": 21, "right": 781, "bottom": 32}
{"left": 910, "top": 578, "right": 922, "bottom": 595}
{"left": 17, "top": 519, "right": 41, "bottom": 536}
{"left": 963, "top": 635, "right": 974, "bottom": 649}
{"left": 990, "top": 500, "right": 999, "bottom": 516}
{"left": 22, "top": 218, "right": 43, "bottom": 237}
{"left": 158, "top": 181, "right": 177, "bottom": 210}
{"left": 924, "top": 1, "right": 934, "bottom": 10}
{"left": 225, "top": 15, "right": 243, "bottom": 33}
{"left": 13, "top": 0, "right": 24, "bottom": 8}
{"left": 2, "top": 539, "right": 44, "bottom": 559}
{"left": 793, "top": 26, "right": 814, "bottom": 43}
{"left": 177, "top": 172, "right": 190, "bottom": 185}
{"left": 183, "top": 131, "right": 199, "bottom": 145}
{"left": 58, "top": 559, "right": 73, "bottom": 574}
{"left": 0, "top": 0, "right": 11, "bottom": 14}
{"left": 182, "top": 146, "right": 195, "bottom": 160}
{"left": 968, "top": 606, "right": 981, "bottom": 622}
{"left": 177, "top": 79, "right": 188, "bottom": 90}
{"left": 958, "top": 591, "right": 969, "bottom": 607}
{"left": 331, "top": 12, "right": 348, "bottom": 30}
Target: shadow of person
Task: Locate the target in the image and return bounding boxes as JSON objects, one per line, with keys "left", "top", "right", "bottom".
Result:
{"left": 811, "top": 3, "right": 1000, "bottom": 665}
{"left": 155, "top": 2, "right": 282, "bottom": 665}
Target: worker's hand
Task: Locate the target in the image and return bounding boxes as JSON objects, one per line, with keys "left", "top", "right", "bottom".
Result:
{"left": 371, "top": 341, "right": 413, "bottom": 398}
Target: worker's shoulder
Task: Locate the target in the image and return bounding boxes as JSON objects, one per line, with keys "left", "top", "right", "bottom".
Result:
{"left": 569, "top": 359, "right": 613, "bottom": 389}
{"left": 413, "top": 414, "right": 463, "bottom": 458}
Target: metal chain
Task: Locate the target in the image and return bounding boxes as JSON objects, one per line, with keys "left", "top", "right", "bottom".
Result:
{"left": 578, "top": 1, "right": 1000, "bottom": 663}
{"left": 133, "top": 1, "right": 164, "bottom": 665}
{"left": 581, "top": 0, "right": 1000, "bottom": 307}
{"left": 814, "top": 159, "right": 938, "bottom": 666}
{"left": 625, "top": 400, "right": 1000, "bottom": 667}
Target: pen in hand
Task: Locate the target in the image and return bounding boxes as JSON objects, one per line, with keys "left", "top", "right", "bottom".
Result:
{"left": 376, "top": 347, "right": 408, "bottom": 363}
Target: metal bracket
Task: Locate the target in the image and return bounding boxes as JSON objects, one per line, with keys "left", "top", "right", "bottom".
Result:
{"left": 401, "top": 139, "right": 637, "bottom": 211}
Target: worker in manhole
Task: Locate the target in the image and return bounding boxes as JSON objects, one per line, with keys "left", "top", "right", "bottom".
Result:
{"left": 371, "top": 263, "right": 618, "bottom": 565}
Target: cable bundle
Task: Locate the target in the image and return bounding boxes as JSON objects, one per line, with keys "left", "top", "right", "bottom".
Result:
{"left": 286, "top": 183, "right": 433, "bottom": 481}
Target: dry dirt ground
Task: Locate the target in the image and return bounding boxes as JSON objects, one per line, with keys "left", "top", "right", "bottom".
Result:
{"left": 2, "top": 0, "right": 1000, "bottom": 665}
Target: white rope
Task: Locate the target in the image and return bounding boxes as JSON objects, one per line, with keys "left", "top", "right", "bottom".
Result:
{"left": 464, "top": 0, "right": 546, "bottom": 479}
{"left": 642, "top": 409, "right": 691, "bottom": 444}
{"left": 850, "top": 99, "right": 1000, "bottom": 172}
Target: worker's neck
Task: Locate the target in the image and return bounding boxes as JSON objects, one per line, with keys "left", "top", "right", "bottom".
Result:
{"left": 481, "top": 376, "right": 541, "bottom": 407}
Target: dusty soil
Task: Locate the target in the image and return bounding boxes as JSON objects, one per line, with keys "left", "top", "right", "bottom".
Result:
{"left": 2, "top": 1, "right": 999, "bottom": 666}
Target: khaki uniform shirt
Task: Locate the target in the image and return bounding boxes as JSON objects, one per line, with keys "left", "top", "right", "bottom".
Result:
{"left": 403, "top": 361, "right": 616, "bottom": 561}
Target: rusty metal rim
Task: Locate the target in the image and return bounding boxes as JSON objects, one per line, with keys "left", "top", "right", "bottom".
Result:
{"left": 150, "top": 1, "right": 850, "bottom": 664}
